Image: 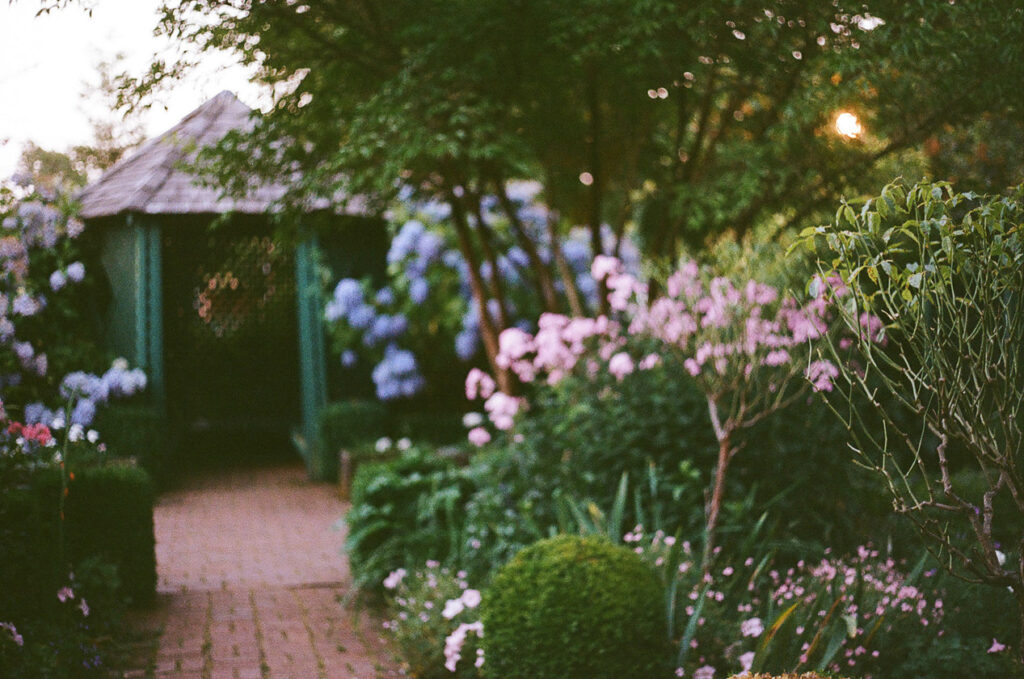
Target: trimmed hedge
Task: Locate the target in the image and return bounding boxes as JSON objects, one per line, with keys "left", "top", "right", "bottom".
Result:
{"left": 315, "top": 400, "right": 389, "bottom": 480}
{"left": 93, "top": 404, "right": 170, "bottom": 485}
{"left": 481, "top": 535, "right": 669, "bottom": 679}
{"left": 0, "top": 463, "right": 156, "bottom": 614}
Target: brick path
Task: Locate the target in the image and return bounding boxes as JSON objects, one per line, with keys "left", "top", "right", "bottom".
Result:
{"left": 123, "top": 464, "right": 400, "bottom": 679}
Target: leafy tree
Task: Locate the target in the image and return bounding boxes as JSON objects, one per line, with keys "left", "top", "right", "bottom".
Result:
{"left": 802, "top": 180, "right": 1024, "bottom": 664}
{"left": 116, "top": 0, "right": 1022, "bottom": 381}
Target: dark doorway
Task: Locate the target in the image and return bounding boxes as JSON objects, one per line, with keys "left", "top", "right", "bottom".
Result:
{"left": 162, "top": 218, "right": 301, "bottom": 467}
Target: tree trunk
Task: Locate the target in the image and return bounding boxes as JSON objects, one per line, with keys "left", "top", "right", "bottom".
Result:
{"left": 703, "top": 395, "right": 736, "bottom": 572}
{"left": 547, "top": 209, "right": 586, "bottom": 317}
{"left": 470, "top": 196, "right": 511, "bottom": 330}
{"left": 494, "top": 179, "right": 560, "bottom": 313}
{"left": 448, "top": 192, "right": 513, "bottom": 394}
{"left": 585, "top": 66, "right": 609, "bottom": 316}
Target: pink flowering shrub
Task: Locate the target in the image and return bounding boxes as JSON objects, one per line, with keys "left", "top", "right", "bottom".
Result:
{"left": 381, "top": 561, "right": 484, "bottom": 679}
{"left": 628, "top": 526, "right": 946, "bottom": 678}
{"left": 466, "top": 256, "right": 861, "bottom": 564}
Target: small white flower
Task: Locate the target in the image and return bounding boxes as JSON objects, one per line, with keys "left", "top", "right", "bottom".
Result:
{"left": 68, "top": 424, "right": 85, "bottom": 442}
{"left": 442, "top": 598, "right": 465, "bottom": 619}
{"left": 375, "top": 437, "right": 393, "bottom": 453}
{"left": 51, "top": 416, "right": 65, "bottom": 430}
{"left": 462, "top": 412, "right": 484, "bottom": 428}
{"left": 383, "top": 568, "right": 407, "bottom": 590}
{"left": 461, "top": 589, "right": 482, "bottom": 609}
{"left": 87, "top": 430, "right": 99, "bottom": 444}
{"left": 397, "top": 437, "right": 412, "bottom": 451}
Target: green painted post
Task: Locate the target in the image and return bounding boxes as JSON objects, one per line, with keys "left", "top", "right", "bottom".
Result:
{"left": 295, "top": 237, "right": 328, "bottom": 479}
{"left": 130, "top": 215, "right": 148, "bottom": 371}
{"left": 127, "top": 215, "right": 166, "bottom": 413}
{"left": 144, "top": 223, "right": 165, "bottom": 413}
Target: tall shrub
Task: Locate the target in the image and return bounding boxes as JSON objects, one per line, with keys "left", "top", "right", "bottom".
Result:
{"left": 801, "top": 180, "right": 1024, "bottom": 663}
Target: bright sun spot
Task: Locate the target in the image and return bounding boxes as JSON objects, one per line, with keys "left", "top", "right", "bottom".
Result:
{"left": 835, "top": 112, "right": 863, "bottom": 139}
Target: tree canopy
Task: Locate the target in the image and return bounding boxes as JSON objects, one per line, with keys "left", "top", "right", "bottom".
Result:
{"left": 124, "top": 1, "right": 1022, "bottom": 247}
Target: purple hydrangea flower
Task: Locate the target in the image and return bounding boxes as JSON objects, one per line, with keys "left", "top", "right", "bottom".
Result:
{"left": 66, "top": 262, "right": 85, "bottom": 283}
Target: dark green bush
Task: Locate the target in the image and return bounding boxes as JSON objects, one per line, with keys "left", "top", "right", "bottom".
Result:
{"left": 0, "top": 481, "right": 63, "bottom": 623}
{"left": 316, "top": 400, "right": 389, "bottom": 480}
{"left": 64, "top": 464, "right": 157, "bottom": 605}
{"left": 481, "top": 535, "right": 669, "bottom": 679}
{"left": 8, "top": 463, "right": 157, "bottom": 607}
{"left": 345, "top": 448, "right": 472, "bottom": 591}
{"left": 93, "top": 404, "right": 170, "bottom": 485}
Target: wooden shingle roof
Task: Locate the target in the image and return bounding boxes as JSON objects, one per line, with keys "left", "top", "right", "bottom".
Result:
{"left": 78, "top": 91, "right": 335, "bottom": 219}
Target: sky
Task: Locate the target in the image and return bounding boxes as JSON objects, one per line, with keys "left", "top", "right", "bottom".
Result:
{"left": 0, "top": 0, "right": 261, "bottom": 179}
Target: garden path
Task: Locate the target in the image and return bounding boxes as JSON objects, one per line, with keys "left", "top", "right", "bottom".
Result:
{"left": 122, "top": 463, "right": 400, "bottom": 679}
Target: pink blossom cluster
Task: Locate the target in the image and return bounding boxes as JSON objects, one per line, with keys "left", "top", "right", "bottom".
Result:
{"left": 465, "top": 257, "right": 848, "bottom": 440}
{"left": 629, "top": 525, "right": 943, "bottom": 677}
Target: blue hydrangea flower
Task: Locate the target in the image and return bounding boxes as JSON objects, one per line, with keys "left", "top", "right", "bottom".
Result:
{"left": 66, "top": 262, "right": 85, "bottom": 283}
{"left": 49, "top": 270, "right": 67, "bottom": 291}
{"left": 375, "top": 287, "right": 396, "bottom": 306}
{"left": 347, "top": 304, "right": 375, "bottom": 330}
{"left": 409, "top": 278, "right": 429, "bottom": 304}
{"left": 71, "top": 399, "right": 97, "bottom": 426}
{"left": 23, "top": 402, "right": 54, "bottom": 425}
{"left": 60, "top": 371, "right": 109, "bottom": 403}
{"left": 340, "top": 350, "right": 358, "bottom": 367}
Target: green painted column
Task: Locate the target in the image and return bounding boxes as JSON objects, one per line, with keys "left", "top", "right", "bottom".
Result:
{"left": 128, "top": 215, "right": 166, "bottom": 412}
{"left": 295, "top": 237, "right": 328, "bottom": 478}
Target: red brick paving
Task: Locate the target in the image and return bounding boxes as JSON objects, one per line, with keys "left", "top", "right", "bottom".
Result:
{"left": 122, "top": 464, "right": 400, "bottom": 679}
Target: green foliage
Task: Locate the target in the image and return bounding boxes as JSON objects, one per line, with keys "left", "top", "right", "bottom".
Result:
{"left": 382, "top": 564, "right": 483, "bottom": 679}
{"left": 0, "top": 460, "right": 152, "bottom": 678}
{"left": 317, "top": 400, "right": 389, "bottom": 479}
{"left": 481, "top": 535, "right": 669, "bottom": 679}
{"left": 29, "top": 463, "right": 156, "bottom": 606}
{"left": 93, "top": 404, "right": 169, "bottom": 485}
{"left": 345, "top": 448, "right": 472, "bottom": 592}
{"left": 801, "top": 180, "right": 1024, "bottom": 593}
{"left": 129, "top": 1, "right": 1023, "bottom": 254}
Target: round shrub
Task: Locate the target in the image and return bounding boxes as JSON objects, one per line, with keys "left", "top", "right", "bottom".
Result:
{"left": 481, "top": 535, "right": 669, "bottom": 679}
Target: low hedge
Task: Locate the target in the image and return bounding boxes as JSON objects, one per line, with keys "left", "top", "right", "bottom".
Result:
{"left": 93, "top": 404, "right": 170, "bottom": 486}
{"left": 0, "top": 462, "right": 156, "bottom": 615}
{"left": 314, "top": 400, "right": 389, "bottom": 480}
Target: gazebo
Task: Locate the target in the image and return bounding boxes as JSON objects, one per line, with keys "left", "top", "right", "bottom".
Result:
{"left": 78, "top": 91, "right": 386, "bottom": 476}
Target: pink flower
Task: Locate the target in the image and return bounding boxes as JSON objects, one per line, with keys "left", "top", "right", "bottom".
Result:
{"left": 740, "top": 617, "right": 764, "bottom": 638}
{"left": 639, "top": 353, "right": 661, "bottom": 370}
{"left": 988, "top": 638, "right": 1007, "bottom": 654}
{"left": 444, "top": 621, "right": 484, "bottom": 671}
{"left": 461, "top": 589, "right": 482, "bottom": 609}
{"left": 57, "top": 586, "right": 74, "bottom": 603}
{"left": 467, "top": 427, "right": 491, "bottom": 447}
{"left": 739, "top": 650, "right": 755, "bottom": 672}
{"left": 693, "top": 665, "right": 716, "bottom": 679}
{"left": 443, "top": 598, "right": 465, "bottom": 619}
{"left": 608, "top": 352, "right": 635, "bottom": 381}
{"left": 465, "top": 368, "right": 496, "bottom": 400}
{"left": 484, "top": 392, "right": 521, "bottom": 430}
{"left": 0, "top": 622, "right": 23, "bottom": 647}
{"left": 806, "top": 360, "right": 840, "bottom": 392}
{"left": 591, "top": 255, "right": 621, "bottom": 281}
{"left": 383, "top": 568, "right": 407, "bottom": 590}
